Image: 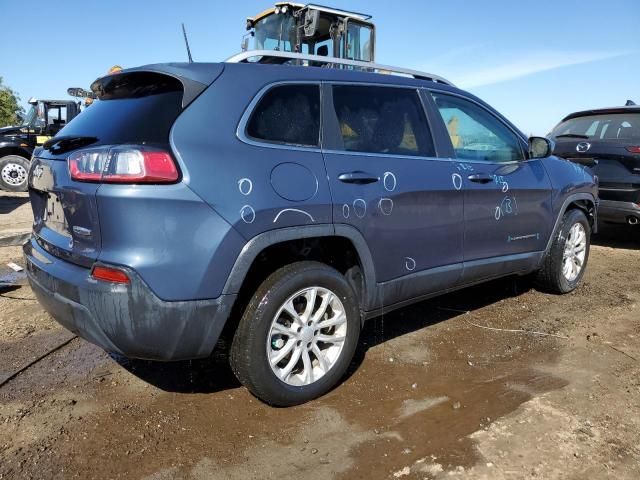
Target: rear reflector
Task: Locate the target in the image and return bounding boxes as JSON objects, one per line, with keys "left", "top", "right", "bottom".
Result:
{"left": 69, "top": 146, "right": 179, "bottom": 183}
{"left": 626, "top": 146, "right": 640, "bottom": 154}
{"left": 91, "top": 265, "right": 130, "bottom": 284}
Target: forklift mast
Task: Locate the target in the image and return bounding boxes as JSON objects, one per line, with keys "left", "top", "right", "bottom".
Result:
{"left": 243, "top": 3, "right": 375, "bottom": 62}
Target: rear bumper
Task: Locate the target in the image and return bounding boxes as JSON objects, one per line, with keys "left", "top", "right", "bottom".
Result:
{"left": 598, "top": 199, "right": 640, "bottom": 224}
{"left": 23, "top": 237, "right": 236, "bottom": 361}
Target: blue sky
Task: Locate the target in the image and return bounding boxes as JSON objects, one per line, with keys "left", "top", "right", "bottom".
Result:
{"left": 1, "top": 0, "right": 637, "bottom": 134}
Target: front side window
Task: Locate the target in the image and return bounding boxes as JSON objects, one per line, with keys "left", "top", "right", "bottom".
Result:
{"left": 246, "top": 84, "right": 320, "bottom": 147}
{"left": 345, "top": 22, "right": 373, "bottom": 61}
{"left": 432, "top": 93, "right": 524, "bottom": 163}
{"left": 47, "top": 106, "right": 66, "bottom": 124}
{"left": 331, "top": 85, "right": 435, "bottom": 157}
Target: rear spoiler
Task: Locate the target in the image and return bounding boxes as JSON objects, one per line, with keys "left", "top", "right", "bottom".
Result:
{"left": 90, "top": 62, "right": 224, "bottom": 108}
{"left": 562, "top": 106, "right": 640, "bottom": 122}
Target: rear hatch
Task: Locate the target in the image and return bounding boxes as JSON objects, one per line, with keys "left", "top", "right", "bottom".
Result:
{"left": 28, "top": 64, "right": 223, "bottom": 268}
{"left": 30, "top": 153, "right": 102, "bottom": 267}
{"left": 551, "top": 110, "right": 640, "bottom": 203}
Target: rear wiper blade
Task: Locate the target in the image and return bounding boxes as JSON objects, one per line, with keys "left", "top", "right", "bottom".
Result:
{"left": 555, "top": 134, "right": 590, "bottom": 139}
{"left": 43, "top": 136, "right": 98, "bottom": 154}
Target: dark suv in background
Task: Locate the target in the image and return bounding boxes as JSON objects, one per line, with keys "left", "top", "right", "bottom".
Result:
{"left": 23, "top": 54, "right": 598, "bottom": 406}
{"left": 550, "top": 101, "right": 640, "bottom": 225}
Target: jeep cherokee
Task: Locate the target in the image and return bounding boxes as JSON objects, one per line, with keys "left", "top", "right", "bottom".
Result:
{"left": 24, "top": 55, "right": 598, "bottom": 406}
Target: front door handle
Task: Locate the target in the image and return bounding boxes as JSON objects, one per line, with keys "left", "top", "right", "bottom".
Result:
{"left": 467, "top": 173, "right": 494, "bottom": 184}
{"left": 338, "top": 172, "right": 379, "bottom": 185}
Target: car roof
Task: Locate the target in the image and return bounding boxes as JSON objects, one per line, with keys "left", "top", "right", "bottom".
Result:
{"left": 89, "top": 61, "right": 527, "bottom": 141}
{"left": 562, "top": 105, "right": 640, "bottom": 122}
{"left": 224, "top": 61, "right": 457, "bottom": 89}
{"left": 100, "top": 60, "right": 461, "bottom": 93}
{"left": 35, "top": 100, "right": 76, "bottom": 105}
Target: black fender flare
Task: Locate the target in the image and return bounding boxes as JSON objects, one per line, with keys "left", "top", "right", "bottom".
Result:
{"left": 221, "top": 224, "right": 378, "bottom": 310}
{"left": 0, "top": 142, "right": 33, "bottom": 160}
{"left": 544, "top": 192, "right": 598, "bottom": 256}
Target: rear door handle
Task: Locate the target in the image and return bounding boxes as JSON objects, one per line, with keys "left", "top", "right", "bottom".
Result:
{"left": 467, "top": 173, "right": 494, "bottom": 184}
{"left": 338, "top": 172, "right": 379, "bottom": 185}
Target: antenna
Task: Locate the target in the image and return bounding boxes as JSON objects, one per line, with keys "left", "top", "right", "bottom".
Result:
{"left": 182, "top": 23, "right": 194, "bottom": 63}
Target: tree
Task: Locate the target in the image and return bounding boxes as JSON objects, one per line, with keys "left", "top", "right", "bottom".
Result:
{"left": 0, "top": 77, "right": 25, "bottom": 127}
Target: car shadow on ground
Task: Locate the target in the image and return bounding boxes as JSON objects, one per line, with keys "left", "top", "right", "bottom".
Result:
{"left": 346, "top": 275, "right": 532, "bottom": 380}
{"left": 113, "top": 276, "right": 532, "bottom": 395}
{"left": 0, "top": 194, "right": 30, "bottom": 215}
{"left": 110, "top": 342, "right": 242, "bottom": 394}
{"left": 593, "top": 223, "right": 640, "bottom": 250}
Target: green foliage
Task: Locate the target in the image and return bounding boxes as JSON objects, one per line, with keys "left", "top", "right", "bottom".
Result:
{"left": 0, "top": 77, "right": 25, "bottom": 127}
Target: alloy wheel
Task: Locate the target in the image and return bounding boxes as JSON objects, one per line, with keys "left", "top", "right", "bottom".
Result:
{"left": 266, "top": 286, "right": 347, "bottom": 386}
{"left": 562, "top": 222, "right": 587, "bottom": 282}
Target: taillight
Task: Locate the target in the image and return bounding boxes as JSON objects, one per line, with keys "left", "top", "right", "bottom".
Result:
{"left": 91, "top": 265, "right": 130, "bottom": 284}
{"left": 68, "top": 146, "right": 179, "bottom": 183}
{"left": 626, "top": 146, "right": 640, "bottom": 154}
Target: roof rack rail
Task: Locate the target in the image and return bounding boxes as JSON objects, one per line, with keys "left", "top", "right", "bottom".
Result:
{"left": 225, "top": 50, "right": 455, "bottom": 87}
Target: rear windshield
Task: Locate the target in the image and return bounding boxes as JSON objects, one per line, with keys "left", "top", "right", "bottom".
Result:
{"left": 550, "top": 113, "right": 640, "bottom": 141}
{"left": 55, "top": 72, "right": 183, "bottom": 147}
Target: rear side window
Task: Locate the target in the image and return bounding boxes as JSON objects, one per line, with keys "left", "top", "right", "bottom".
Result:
{"left": 246, "top": 84, "right": 320, "bottom": 147}
{"left": 432, "top": 93, "right": 525, "bottom": 163}
{"left": 331, "top": 85, "right": 435, "bottom": 157}
{"left": 57, "top": 73, "right": 183, "bottom": 147}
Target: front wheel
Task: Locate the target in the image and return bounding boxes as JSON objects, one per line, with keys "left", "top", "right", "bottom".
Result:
{"left": 535, "top": 209, "right": 591, "bottom": 293}
{"left": 0, "top": 155, "right": 30, "bottom": 192}
{"left": 230, "top": 261, "right": 361, "bottom": 406}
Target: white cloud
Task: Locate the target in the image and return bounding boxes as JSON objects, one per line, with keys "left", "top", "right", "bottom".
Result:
{"left": 451, "top": 50, "right": 632, "bottom": 89}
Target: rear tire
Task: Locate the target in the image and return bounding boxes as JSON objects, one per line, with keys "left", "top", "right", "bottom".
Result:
{"left": 230, "top": 261, "right": 360, "bottom": 406}
{"left": 0, "top": 155, "right": 30, "bottom": 192}
{"left": 535, "top": 209, "right": 591, "bottom": 293}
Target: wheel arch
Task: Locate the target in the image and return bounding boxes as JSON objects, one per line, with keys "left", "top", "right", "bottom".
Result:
{"left": 0, "top": 145, "right": 32, "bottom": 160}
{"left": 221, "top": 224, "right": 377, "bottom": 318}
{"left": 544, "top": 193, "right": 597, "bottom": 256}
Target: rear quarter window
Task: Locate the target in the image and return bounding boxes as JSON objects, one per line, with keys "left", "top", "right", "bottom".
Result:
{"left": 246, "top": 84, "right": 320, "bottom": 147}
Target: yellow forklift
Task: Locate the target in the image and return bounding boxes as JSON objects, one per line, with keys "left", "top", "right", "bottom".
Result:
{"left": 242, "top": 3, "right": 376, "bottom": 62}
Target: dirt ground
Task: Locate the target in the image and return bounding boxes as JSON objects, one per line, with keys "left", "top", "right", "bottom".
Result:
{"left": 0, "top": 192, "right": 31, "bottom": 245}
{"left": 0, "top": 196, "right": 639, "bottom": 479}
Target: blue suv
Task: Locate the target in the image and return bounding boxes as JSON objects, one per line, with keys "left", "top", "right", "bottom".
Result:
{"left": 23, "top": 54, "right": 598, "bottom": 405}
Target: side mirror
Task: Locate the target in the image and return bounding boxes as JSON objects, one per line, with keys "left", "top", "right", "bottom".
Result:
{"left": 528, "top": 136, "right": 555, "bottom": 159}
{"left": 304, "top": 10, "right": 320, "bottom": 37}
{"left": 241, "top": 36, "right": 249, "bottom": 52}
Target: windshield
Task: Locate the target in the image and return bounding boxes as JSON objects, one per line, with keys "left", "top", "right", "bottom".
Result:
{"left": 551, "top": 113, "right": 640, "bottom": 141}
{"left": 254, "top": 14, "right": 297, "bottom": 51}
{"left": 22, "top": 105, "right": 39, "bottom": 127}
